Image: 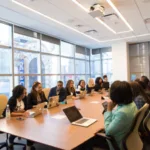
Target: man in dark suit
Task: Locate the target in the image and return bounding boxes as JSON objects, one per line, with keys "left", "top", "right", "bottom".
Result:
{"left": 48, "top": 81, "right": 66, "bottom": 102}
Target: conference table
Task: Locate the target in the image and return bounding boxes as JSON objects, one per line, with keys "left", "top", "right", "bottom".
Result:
{"left": 0, "top": 93, "right": 105, "bottom": 150}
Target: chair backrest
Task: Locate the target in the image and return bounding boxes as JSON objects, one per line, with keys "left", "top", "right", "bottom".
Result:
{"left": 42, "top": 88, "right": 50, "bottom": 100}
{"left": 143, "top": 110, "right": 150, "bottom": 133}
{"left": 123, "top": 104, "right": 149, "bottom": 150}
{"left": 0, "top": 95, "right": 8, "bottom": 117}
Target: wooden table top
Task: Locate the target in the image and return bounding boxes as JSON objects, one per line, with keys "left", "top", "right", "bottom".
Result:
{"left": 0, "top": 93, "right": 105, "bottom": 150}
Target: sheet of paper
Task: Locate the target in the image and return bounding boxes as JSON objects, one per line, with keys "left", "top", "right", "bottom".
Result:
{"left": 90, "top": 101, "right": 100, "bottom": 104}
{"left": 51, "top": 115, "right": 66, "bottom": 119}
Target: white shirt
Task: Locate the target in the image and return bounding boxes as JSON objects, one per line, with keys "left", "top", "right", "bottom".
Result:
{"left": 16, "top": 99, "right": 25, "bottom": 111}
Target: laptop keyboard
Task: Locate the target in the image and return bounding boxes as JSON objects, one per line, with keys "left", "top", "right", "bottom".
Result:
{"left": 76, "top": 118, "right": 89, "bottom": 124}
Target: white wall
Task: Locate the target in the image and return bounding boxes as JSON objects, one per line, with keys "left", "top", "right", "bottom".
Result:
{"left": 112, "top": 42, "right": 130, "bottom": 81}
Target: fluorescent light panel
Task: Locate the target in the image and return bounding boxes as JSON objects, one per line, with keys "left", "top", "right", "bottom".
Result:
{"left": 12, "top": 0, "right": 150, "bottom": 43}
{"left": 106, "top": 0, "right": 133, "bottom": 31}
{"left": 72, "top": 0, "right": 133, "bottom": 34}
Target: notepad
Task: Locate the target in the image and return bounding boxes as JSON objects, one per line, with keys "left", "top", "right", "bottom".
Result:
{"left": 90, "top": 101, "right": 100, "bottom": 104}
{"left": 51, "top": 115, "right": 66, "bottom": 119}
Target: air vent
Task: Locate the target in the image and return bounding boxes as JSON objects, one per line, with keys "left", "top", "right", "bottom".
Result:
{"left": 84, "top": 30, "right": 98, "bottom": 34}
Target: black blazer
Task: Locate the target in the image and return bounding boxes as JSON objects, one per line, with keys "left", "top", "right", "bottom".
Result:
{"left": 66, "top": 88, "right": 76, "bottom": 96}
{"left": 48, "top": 86, "right": 66, "bottom": 102}
{"left": 86, "top": 85, "right": 95, "bottom": 93}
{"left": 95, "top": 83, "right": 103, "bottom": 91}
{"left": 27, "top": 92, "right": 48, "bottom": 109}
{"left": 8, "top": 96, "right": 28, "bottom": 113}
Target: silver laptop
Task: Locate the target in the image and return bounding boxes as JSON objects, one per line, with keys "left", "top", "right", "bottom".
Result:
{"left": 65, "top": 95, "right": 73, "bottom": 104}
{"left": 79, "top": 91, "right": 86, "bottom": 99}
{"left": 63, "top": 106, "right": 97, "bottom": 127}
{"left": 89, "top": 89, "right": 94, "bottom": 96}
{"left": 28, "top": 102, "right": 45, "bottom": 118}
{"left": 48, "top": 96, "right": 59, "bottom": 108}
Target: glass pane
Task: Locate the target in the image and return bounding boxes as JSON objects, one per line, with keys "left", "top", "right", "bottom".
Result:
{"left": 14, "top": 76, "right": 41, "bottom": 93}
{"left": 91, "top": 74, "right": 102, "bottom": 80}
{"left": 14, "top": 33, "right": 40, "bottom": 51}
{"left": 102, "top": 59, "right": 112, "bottom": 74}
{"left": 41, "top": 41, "right": 59, "bottom": 55}
{"left": 0, "top": 48, "right": 12, "bottom": 74}
{"left": 61, "top": 41, "right": 75, "bottom": 57}
{"left": 75, "top": 60, "right": 85, "bottom": 74}
{"left": 86, "top": 61, "right": 90, "bottom": 74}
{"left": 61, "top": 75, "right": 75, "bottom": 87}
{"left": 61, "top": 57, "right": 74, "bottom": 74}
{"left": 42, "top": 76, "right": 60, "bottom": 88}
{"left": 85, "top": 48, "right": 90, "bottom": 60}
{"left": 41, "top": 55, "right": 60, "bottom": 74}
{"left": 0, "top": 76, "right": 12, "bottom": 98}
{"left": 75, "top": 75, "right": 86, "bottom": 87}
{"left": 0, "top": 23, "right": 12, "bottom": 46}
{"left": 75, "top": 50, "right": 85, "bottom": 59}
{"left": 14, "top": 50, "right": 40, "bottom": 74}
{"left": 102, "top": 52, "right": 112, "bottom": 59}
{"left": 91, "top": 60, "right": 101, "bottom": 74}
{"left": 86, "top": 75, "right": 90, "bottom": 84}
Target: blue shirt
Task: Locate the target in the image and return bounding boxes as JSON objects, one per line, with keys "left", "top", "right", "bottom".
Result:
{"left": 104, "top": 102, "right": 137, "bottom": 150}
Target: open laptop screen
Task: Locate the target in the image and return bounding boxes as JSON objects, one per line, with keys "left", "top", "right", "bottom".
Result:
{"left": 63, "top": 106, "right": 82, "bottom": 122}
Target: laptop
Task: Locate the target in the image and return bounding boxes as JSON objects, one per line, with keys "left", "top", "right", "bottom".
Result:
{"left": 89, "top": 89, "right": 94, "bottom": 96}
{"left": 79, "top": 91, "right": 86, "bottom": 99}
{"left": 103, "top": 82, "right": 109, "bottom": 90}
{"left": 65, "top": 95, "right": 73, "bottom": 104}
{"left": 28, "top": 102, "right": 45, "bottom": 118}
{"left": 63, "top": 106, "right": 97, "bottom": 127}
{"left": 48, "top": 96, "right": 59, "bottom": 108}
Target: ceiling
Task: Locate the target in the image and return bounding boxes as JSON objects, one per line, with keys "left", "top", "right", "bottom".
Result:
{"left": 0, "top": 0, "right": 150, "bottom": 48}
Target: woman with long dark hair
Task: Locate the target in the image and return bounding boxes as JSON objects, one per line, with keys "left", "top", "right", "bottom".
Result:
{"left": 27, "top": 81, "right": 47, "bottom": 109}
{"left": 95, "top": 77, "right": 103, "bottom": 91}
{"left": 65, "top": 80, "right": 76, "bottom": 97}
{"left": 130, "top": 81, "right": 150, "bottom": 109}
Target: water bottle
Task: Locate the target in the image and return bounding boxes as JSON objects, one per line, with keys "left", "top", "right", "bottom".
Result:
{"left": 6, "top": 105, "right": 11, "bottom": 120}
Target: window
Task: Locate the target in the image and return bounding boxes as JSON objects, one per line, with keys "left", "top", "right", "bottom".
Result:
{"left": 75, "top": 75, "right": 86, "bottom": 86}
{"left": 61, "top": 41, "right": 75, "bottom": 57}
{"left": 61, "top": 57, "right": 74, "bottom": 74}
{"left": 61, "top": 75, "right": 75, "bottom": 87}
{"left": 0, "top": 48, "right": 12, "bottom": 74}
{"left": 0, "top": 23, "right": 12, "bottom": 46}
{"left": 0, "top": 76, "right": 12, "bottom": 98}
{"left": 91, "top": 60, "right": 101, "bottom": 74}
{"left": 14, "top": 33, "right": 40, "bottom": 51}
{"left": 41, "top": 55, "right": 60, "bottom": 74}
{"left": 86, "top": 61, "right": 90, "bottom": 74}
{"left": 14, "top": 76, "right": 41, "bottom": 93}
{"left": 75, "top": 60, "right": 85, "bottom": 74}
{"left": 14, "top": 50, "right": 40, "bottom": 74}
{"left": 75, "top": 46, "right": 85, "bottom": 59}
{"left": 41, "top": 41, "right": 59, "bottom": 55}
{"left": 42, "top": 75, "right": 60, "bottom": 88}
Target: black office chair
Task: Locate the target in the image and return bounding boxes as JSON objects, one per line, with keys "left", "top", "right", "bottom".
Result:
{"left": 0, "top": 132, "right": 8, "bottom": 149}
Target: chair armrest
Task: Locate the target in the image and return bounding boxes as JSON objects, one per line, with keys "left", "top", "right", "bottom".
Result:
{"left": 96, "top": 132, "right": 112, "bottom": 140}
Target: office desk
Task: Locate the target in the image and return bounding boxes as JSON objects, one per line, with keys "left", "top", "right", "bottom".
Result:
{"left": 0, "top": 93, "right": 105, "bottom": 150}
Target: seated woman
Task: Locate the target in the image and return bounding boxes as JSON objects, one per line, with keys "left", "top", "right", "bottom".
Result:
{"left": 130, "top": 81, "right": 149, "bottom": 109}
{"left": 8, "top": 85, "right": 34, "bottom": 150}
{"left": 86, "top": 78, "right": 95, "bottom": 93}
{"left": 65, "top": 80, "right": 76, "bottom": 98}
{"left": 95, "top": 77, "right": 103, "bottom": 91}
{"left": 81, "top": 81, "right": 137, "bottom": 150}
{"left": 77, "top": 80, "right": 86, "bottom": 93}
{"left": 28, "top": 81, "right": 48, "bottom": 109}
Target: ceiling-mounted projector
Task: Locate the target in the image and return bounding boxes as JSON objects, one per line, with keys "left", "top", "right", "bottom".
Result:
{"left": 89, "top": 4, "right": 105, "bottom": 18}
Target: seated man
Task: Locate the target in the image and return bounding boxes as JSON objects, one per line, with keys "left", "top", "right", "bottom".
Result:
{"left": 103, "top": 75, "right": 110, "bottom": 90}
{"left": 48, "top": 81, "right": 66, "bottom": 102}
